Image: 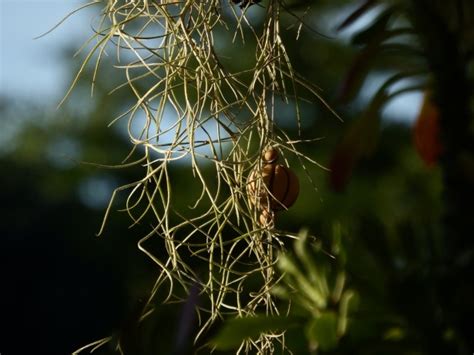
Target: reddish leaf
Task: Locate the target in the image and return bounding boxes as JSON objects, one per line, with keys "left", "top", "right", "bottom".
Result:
{"left": 413, "top": 93, "right": 442, "bottom": 167}
{"left": 330, "top": 93, "right": 386, "bottom": 191}
{"left": 337, "top": 45, "right": 379, "bottom": 103}
{"left": 329, "top": 143, "right": 359, "bottom": 192}
{"left": 338, "top": 6, "right": 399, "bottom": 103}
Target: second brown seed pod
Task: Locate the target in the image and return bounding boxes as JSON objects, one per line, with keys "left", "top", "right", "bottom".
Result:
{"left": 247, "top": 147, "right": 300, "bottom": 212}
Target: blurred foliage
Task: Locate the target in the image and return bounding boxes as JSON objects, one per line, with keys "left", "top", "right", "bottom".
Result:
{"left": 1, "top": 0, "right": 473, "bottom": 354}
{"left": 211, "top": 229, "right": 357, "bottom": 352}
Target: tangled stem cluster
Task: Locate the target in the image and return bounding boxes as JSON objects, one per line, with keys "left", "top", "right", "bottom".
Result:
{"left": 68, "top": 0, "right": 331, "bottom": 353}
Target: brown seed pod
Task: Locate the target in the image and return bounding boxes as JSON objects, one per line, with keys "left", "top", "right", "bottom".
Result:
{"left": 248, "top": 163, "right": 299, "bottom": 212}
{"left": 262, "top": 147, "right": 279, "bottom": 164}
{"left": 265, "top": 164, "right": 300, "bottom": 211}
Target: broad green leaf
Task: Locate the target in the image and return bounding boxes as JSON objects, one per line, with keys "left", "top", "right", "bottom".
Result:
{"left": 210, "top": 315, "right": 298, "bottom": 350}
{"left": 305, "top": 312, "right": 339, "bottom": 351}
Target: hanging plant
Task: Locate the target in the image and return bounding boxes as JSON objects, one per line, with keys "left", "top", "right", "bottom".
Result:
{"left": 50, "top": 0, "right": 339, "bottom": 353}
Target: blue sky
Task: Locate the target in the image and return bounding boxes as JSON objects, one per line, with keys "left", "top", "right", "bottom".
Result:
{"left": 0, "top": 0, "right": 96, "bottom": 102}
{"left": 0, "top": 0, "right": 423, "bottom": 207}
{"left": 0, "top": 0, "right": 422, "bottom": 120}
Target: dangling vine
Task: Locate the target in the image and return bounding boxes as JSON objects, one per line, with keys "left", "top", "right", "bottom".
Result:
{"left": 62, "top": 0, "right": 335, "bottom": 353}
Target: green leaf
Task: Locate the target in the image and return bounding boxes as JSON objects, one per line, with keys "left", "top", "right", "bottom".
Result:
{"left": 295, "top": 230, "right": 330, "bottom": 301}
{"left": 270, "top": 285, "right": 291, "bottom": 300}
{"left": 278, "top": 254, "right": 327, "bottom": 309}
{"left": 305, "top": 312, "right": 339, "bottom": 351}
{"left": 210, "top": 315, "right": 298, "bottom": 350}
{"left": 338, "top": 290, "right": 358, "bottom": 336}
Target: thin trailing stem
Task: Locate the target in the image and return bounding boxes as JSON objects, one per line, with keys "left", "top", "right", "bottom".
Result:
{"left": 64, "top": 0, "right": 334, "bottom": 353}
